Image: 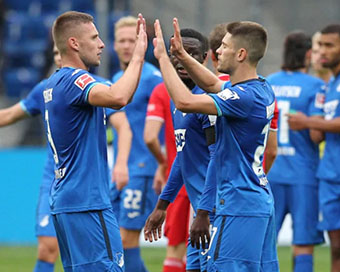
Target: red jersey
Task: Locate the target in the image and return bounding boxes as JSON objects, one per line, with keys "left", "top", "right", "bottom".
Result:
{"left": 146, "top": 83, "right": 176, "bottom": 178}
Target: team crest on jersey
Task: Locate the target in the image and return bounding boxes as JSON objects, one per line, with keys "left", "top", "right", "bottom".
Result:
{"left": 217, "top": 88, "right": 240, "bottom": 101}
{"left": 175, "top": 129, "right": 186, "bottom": 152}
{"left": 74, "top": 74, "right": 95, "bottom": 90}
{"left": 314, "top": 92, "right": 325, "bottom": 109}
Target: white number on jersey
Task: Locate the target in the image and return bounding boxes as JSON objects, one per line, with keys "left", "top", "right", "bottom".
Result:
{"left": 123, "top": 189, "right": 142, "bottom": 210}
{"left": 45, "top": 109, "right": 59, "bottom": 165}
{"left": 277, "top": 100, "right": 290, "bottom": 144}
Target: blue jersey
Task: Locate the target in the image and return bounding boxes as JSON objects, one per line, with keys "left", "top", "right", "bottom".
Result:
{"left": 317, "top": 74, "right": 340, "bottom": 182}
{"left": 112, "top": 62, "right": 162, "bottom": 177}
{"left": 267, "top": 71, "right": 325, "bottom": 185}
{"left": 20, "top": 79, "right": 55, "bottom": 190}
{"left": 210, "top": 78, "right": 275, "bottom": 217}
{"left": 160, "top": 86, "right": 216, "bottom": 212}
{"left": 44, "top": 67, "right": 112, "bottom": 214}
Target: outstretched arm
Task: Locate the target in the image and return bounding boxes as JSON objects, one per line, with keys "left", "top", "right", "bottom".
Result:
{"left": 88, "top": 14, "right": 148, "bottom": 109}
{"left": 170, "top": 18, "right": 223, "bottom": 93}
{"left": 288, "top": 112, "right": 340, "bottom": 133}
{"left": 0, "top": 103, "right": 28, "bottom": 127}
{"left": 153, "top": 19, "right": 217, "bottom": 115}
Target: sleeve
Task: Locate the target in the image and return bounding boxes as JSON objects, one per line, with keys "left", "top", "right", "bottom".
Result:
{"left": 197, "top": 143, "right": 216, "bottom": 212}
{"left": 105, "top": 107, "right": 122, "bottom": 119}
{"left": 159, "top": 156, "right": 183, "bottom": 202}
{"left": 308, "top": 81, "right": 325, "bottom": 116}
{"left": 146, "top": 84, "right": 166, "bottom": 122}
{"left": 209, "top": 85, "right": 254, "bottom": 118}
{"left": 66, "top": 71, "right": 102, "bottom": 106}
{"left": 20, "top": 80, "right": 46, "bottom": 116}
{"left": 270, "top": 100, "right": 279, "bottom": 131}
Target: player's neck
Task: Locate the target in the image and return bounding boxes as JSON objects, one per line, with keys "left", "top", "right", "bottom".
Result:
{"left": 332, "top": 63, "right": 340, "bottom": 78}
{"left": 230, "top": 66, "right": 258, "bottom": 85}
{"left": 61, "top": 55, "right": 89, "bottom": 71}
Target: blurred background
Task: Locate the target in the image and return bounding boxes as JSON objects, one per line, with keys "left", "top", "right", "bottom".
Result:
{"left": 0, "top": 0, "right": 338, "bottom": 245}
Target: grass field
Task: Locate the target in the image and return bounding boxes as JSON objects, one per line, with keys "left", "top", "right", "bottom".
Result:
{"left": 0, "top": 245, "right": 330, "bottom": 271}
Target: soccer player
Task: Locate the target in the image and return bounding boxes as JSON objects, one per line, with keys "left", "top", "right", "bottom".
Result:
{"left": 147, "top": 18, "right": 279, "bottom": 271}
{"left": 287, "top": 24, "right": 340, "bottom": 272}
{"left": 43, "top": 11, "right": 147, "bottom": 271}
{"left": 208, "top": 23, "right": 278, "bottom": 174}
{"left": 110, "top": 16, "right": 163, "bottom": 272}
{"left": 144, "top": 28, "right": 216, "bottom": 272}
{"left": 144, "top": 29, "right": 210, "bottom": 272}
{"left": 267, "top": 31, "right": 325, "bottom": 272}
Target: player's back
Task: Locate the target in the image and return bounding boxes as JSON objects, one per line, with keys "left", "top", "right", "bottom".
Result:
{"left": 44, "top": 67, "right": 111, "bottom": 214}
{"left": 210, "top": 78, "right": 275, "bottom": 217}
{"left": 267, "top": 71, "right": 324, "bottom": 185}
{"left": 112, "top": 62, "right": 163, "bottom": 177}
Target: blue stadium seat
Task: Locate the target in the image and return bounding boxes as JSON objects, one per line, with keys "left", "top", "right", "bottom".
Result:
{"left": 4, "top": 40, "right": 48, "bottom": 69}
{"left": 4, "top": 0, "right": 31, "bottom": 11}
{"left": 71, "top": 0, "right": 94, "bottom": 13}
{"left": 3, "top": 68, "right": 40, "bottom": 97}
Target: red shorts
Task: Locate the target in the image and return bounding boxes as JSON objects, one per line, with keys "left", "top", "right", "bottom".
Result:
{"left": 164, "top": 186, "right": 190, "bottom": 246}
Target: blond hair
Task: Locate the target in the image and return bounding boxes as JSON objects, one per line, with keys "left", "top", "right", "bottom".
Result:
{"left": 114, "top": 16, "right": 138, "bottom": 38}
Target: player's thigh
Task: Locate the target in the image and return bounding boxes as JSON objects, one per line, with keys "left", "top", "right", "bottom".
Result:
{"left": 208, "top": 215, "right": 276, "bottom": 272}
{"left": 165, "top": 193, "right": 191, "bottom": 246}
{"left": 119, "top": 176, "right": 158, "bottom": 230}
{"left": 270, "top": 183, "right": 288, "bottom": 235}
{"left": 289, "top": 185, "right": 324, "bottom": 245}
{"left": 52, "top": 209, "right": 124, "bottom": 272}
{"left": 319, "top": 179, "right": 340, "bottom": 231}
{"left": 36, "top": 188, "right": 56, "bottom": 237}
{"left": 186, "top": 239, "right": 210, "bottom": 272}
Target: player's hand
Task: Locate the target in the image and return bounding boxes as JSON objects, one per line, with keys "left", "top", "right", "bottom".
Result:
{"left": 133, "top": 13, "right": 148, "bottom": 60}
{"left": 287, "top": 111, "right": 308, "bottom": 130}
{"left": 144, "top": 208, "right": 166, "bottom": 242}
{"left": 153, "top": 164, "right": 167, "bottom": 195}
{"left": 112, "top": 162, "right": 129, "bottom": 190}
{"left": 190, "top": 209, "right": 210, "bottom": 250}
{"left": 153, "top": 19, "right": 168, "bottom": 60}
{"left": 169, "top": 18, "right": 185, "bottom": 59}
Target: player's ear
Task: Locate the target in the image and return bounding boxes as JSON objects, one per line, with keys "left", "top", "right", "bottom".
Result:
{"left": 237, "top": 48, "right": 247, "bottom": 62}
{"left": 68, "top": 37, "right": 79, "bottom": 52}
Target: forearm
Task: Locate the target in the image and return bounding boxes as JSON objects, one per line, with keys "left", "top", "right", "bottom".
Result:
{"left": 308, "top": 117, "right": 340, "bottom": 133}
{"left": 0, "top": 104, "right": 27, "bottom": 127}
{"left": 115, "top": 126, "right": 132, "bottom": 165}
{"left": 146, "top": 138, "right": 166, "bottom": 165}
{"left": 175, "top": 50, "right": 222, "bottom": 93}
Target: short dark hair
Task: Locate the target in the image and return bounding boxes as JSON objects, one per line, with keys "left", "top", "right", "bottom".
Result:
{"left": 227, "top": 21, "right": 267, "bottom": 65}
{"left": 281, "top": 31, "right": 311, "bottom": 70}
{"left": 53, "top": 11, "right": 94, "bottom": 54}
{"left": 209, "top": 23, "right": 227, "bottom": 59}
{"left": 321, "top": 24, "right": 340, "bottom": 36}
{"left": 170, "top": 28, "right": 209, "bottom": 54}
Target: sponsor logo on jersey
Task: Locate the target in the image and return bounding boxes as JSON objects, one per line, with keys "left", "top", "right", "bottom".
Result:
{"left": 324, "top": 100, "right": 339, "bottom": 120}
{"left": 43, "top": 88, "right": 53, "bottom": 103}
{"left": 278, "top": 146, "right": 296, "bottom": 156}
{"left": 39, "top": 215, "right": 49, "bottom": 227}
{"left": 74, "top": 74, "right": 95, "bottom": 90}
{"left": 217, "top": 88, "right": 240, "bottom": 101}
{"left": 175, "top": 129, "right": 186, "bottom": 152}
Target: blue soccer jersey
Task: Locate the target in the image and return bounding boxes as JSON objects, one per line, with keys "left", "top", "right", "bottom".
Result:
{"left": 317, "top": 74, "right": 340, "bottom": 182}
{"left": 267, "top": 71, "right": 325, "bottom": 186}
{"left": 20, "top": 79, "right": 55, "bottom": 190}
{"left": 209, "top": 78, "right": 275, "bottom": 217}
{"left": 44, "top": 67, "right": 112, "bottom": 214}
{"left": 111, "top": 62, "right": 162, "bottom": 177}
{"left": 160, "top": 86, "right": 216, "bottom": 212}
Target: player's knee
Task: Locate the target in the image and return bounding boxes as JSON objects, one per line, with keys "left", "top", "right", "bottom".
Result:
{"left": 120, "top": 229, "right": 140, "bottom": 248}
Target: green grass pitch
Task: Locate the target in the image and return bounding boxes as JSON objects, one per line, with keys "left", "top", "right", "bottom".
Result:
{"left": 0, "top": 245, "right": 330, "bottom": 271}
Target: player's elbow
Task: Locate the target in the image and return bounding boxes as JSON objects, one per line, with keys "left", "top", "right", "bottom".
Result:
{"left": 144, "top": 132, "right": 158, "bottom": 148}
{"left": 174, "top": 100, "right": 192, "bottom": 113}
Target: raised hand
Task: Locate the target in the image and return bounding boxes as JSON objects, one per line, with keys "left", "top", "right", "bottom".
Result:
{"left": 170, "top": 18, "right": 185, "bottom": 58}
{"left": 144, "top": 208, "right": 166, "bottom": 242}
{"left": 153, "top": 19, "right": 168, "bottom": 60}
{"left": 134, "top": 13, "right": 148, "bottom": 59}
